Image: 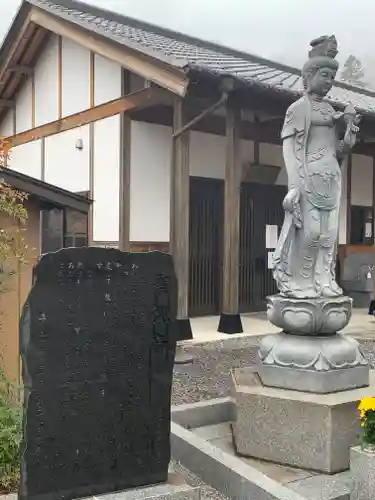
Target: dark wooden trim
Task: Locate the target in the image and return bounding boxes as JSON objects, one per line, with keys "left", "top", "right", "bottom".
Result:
{"left": 221, "top": 99, "right": 242, "bottom": 317}
{"left": 40, "top": 137, "right": 45, "bottom": 181}
{"left": 170, "top": 98, "right": 190, "bottom": 320}
{"left": 132, "top": 104, "right": 282, "bottom": 145}
{"left": 119, "top": 69, "right": 131, "bottom": 251}
{"left": 7, "top": 87, "right": 171, "bottom": 148}
{"left": 8, "top": 65, "right": 33, "bottom": 75}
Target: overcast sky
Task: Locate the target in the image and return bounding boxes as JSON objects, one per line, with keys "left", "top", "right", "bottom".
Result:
{"left": 1, "top": 0, "right": 375, "bottom": 85}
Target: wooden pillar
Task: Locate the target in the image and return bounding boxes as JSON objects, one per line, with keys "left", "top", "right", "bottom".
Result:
{"left": 372, "top": 156, "right": 375, "bottom": 305}
{"left": 119, "top": 69, "right": 131, "bottom": 251}
{"left": 88, "top": 51, "right": 95, "bottom": 245}
{"left": 218, "top": 99, "right": 243, "bottom": 334}
{"left": 170, "top": 98, "right": 192, "bottom": 341}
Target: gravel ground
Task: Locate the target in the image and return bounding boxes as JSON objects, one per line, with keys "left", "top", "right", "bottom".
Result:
{"left": 170, "top": 336, "right": 375, "bottom": 499}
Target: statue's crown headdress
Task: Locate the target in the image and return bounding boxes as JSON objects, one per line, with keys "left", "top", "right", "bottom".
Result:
{"left": 303, "top": 34, "right": 339, "bottom": 74}
{"left": 308, "top": 35, "right": 338, "bottom": 60}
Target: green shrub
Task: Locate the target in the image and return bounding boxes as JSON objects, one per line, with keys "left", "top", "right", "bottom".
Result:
{"left": 0, "top": 369, "right": 22, "bottom": 492}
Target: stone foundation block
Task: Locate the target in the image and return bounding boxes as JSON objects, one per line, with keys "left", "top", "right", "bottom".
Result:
{"left": 231, "top": 369, "right": 375, "bottom": 473}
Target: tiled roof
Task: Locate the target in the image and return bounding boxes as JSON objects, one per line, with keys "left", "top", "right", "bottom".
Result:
{"left": 27, "top": 0, "right": 375, "bottom": 116}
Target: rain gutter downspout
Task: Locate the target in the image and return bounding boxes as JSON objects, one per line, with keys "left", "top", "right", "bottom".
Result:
{"left": 172, "top": 92, "right": 228, "bottom": 139}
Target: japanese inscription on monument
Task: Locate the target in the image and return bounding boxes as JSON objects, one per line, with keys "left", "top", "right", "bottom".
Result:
{"left": 19, "top": 248, "right": 177, "bottom": 500}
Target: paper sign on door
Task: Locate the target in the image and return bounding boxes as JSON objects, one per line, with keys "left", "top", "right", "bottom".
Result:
{"left": 266, "top": 225, "right": 278, "bottom": 249}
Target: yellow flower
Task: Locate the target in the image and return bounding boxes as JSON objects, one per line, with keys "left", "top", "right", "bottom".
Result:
{"left": 358, "top": 397, "right": 375, "bottom": 413}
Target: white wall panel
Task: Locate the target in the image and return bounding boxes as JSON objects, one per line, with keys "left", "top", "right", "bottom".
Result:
{"left": 130, "top": 121, "right": 171, "bottom": 242}
{"left": 35, "top": 34, "right": 58, "bottom": 126}
{"left": 45, "top": 127, "right": 90, "bottom": 192}
{"left": 93, "top": 116, "right": 120, "bottom": 242}
{"left": 94, "top": 54, "right": 121, "bottom": 105}
{"left": 61, "top": 37, "right": 90, "bottom": 116}
{"left": 189, "top": 131, "right": 255, "bottom": 179}
{"left": 10, "top": 142, "right": 42, "bottom": 179}
{"left": 15, "top": 79, "right": 32, "bottom": 133}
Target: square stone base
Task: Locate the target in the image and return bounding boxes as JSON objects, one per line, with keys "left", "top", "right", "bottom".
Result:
{"left": 232, "top": 369, "right": 375, "bottom": 474}
{"left": 258, "top": 364, "right": 370, "bottom": 394}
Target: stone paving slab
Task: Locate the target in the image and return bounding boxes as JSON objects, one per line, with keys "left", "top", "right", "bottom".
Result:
{"left": 1, "top": 483, "right": 200, "bottom": 500}
{"left": 287, "top": 472, "right": 353, "bottom": 500}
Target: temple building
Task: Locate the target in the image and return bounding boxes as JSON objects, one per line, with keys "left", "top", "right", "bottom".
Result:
{"left": 1, "top": 0, "right": 375, "bottom": 339}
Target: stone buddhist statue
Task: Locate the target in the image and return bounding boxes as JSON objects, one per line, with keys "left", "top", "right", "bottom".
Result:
{"left": 258, "top": 36, "right": 369, "bottom": 394}
{"left": 273, "top": 35, "right": 360, "bottom": 299}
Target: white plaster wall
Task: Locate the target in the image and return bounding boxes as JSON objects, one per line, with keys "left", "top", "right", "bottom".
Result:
{"left": 45, "top": 127, "right": 90, "bottom": 191}
{"left": 34, "top": 34, "right": 58, "bottom": 126}
{"left": 94, "top": 54, "right": 121, "bottom": 105}
{"left": 93, "top": 116, "right": 120, "bottom": 242}
{"left": 130, "top": 121, "right": 171, "bottom": 242}
{"left": 351, "top": 154, "right": 373, "bottom": 207}
{"left": 15, "top": 79, "right": 32, "bottom": 133}
{"left": 61, "top": 37, "right": 90, "bottom": 116}
{"left": 189, "top": 131, "right": 255, "bottom": 179}
{"left": 10, "top": 142, "right": 42, "bottom": 179}
{"left": 91, "top": 55, "right": 122, "bottom": 242}
{"left": 0, "top": 110, "right": 14, "bottom": 137}
{"left": 129, "top": 126, "right": 258, "bottom": 242}
{"left": 189, "top": 131, "right": 225, "bottom": 179}
{"left": 259, "top": 143, "right": 287, "bottom": 186}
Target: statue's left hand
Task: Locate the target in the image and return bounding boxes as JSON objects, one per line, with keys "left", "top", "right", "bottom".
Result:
{"left": 283, "top": 188, "right": 302, "bottom": 228}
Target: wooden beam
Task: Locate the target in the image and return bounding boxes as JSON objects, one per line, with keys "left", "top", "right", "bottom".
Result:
{"left": 30, "top": 7, "right": 188, "bottom": 97}
{"left": 7, "top": 87, "right": 171, "bottom": 148}
{"left": 218, "top": 100, "right": 243, "bottom": 333}
{"left": 170, "top": 98, "right": 191, "bottom": 336}
{"left": 7, "top": 65, "right": 33, "bottom": 75}
{"left": 0, "top": 10, "right": 33, "bottom": 84}
{"left": 119, "top": 69, "right": 131, "bottom": 252}
{"left": 58, "top": 35, "right": 63, "bottom": 120}
{"left": 0, "top": 99, "right": 15, "bottom": 108}
{"left": 131, "top": 104, "right": 282, "bottom": 145}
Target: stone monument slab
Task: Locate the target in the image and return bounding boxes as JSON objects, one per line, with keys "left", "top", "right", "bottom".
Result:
{"left": 19, "top": 248, "right": 177, "bottom": 500}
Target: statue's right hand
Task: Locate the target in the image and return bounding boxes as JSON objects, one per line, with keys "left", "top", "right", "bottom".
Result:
{"left": 283, "top": 188, "right": 302, "bottom": 227}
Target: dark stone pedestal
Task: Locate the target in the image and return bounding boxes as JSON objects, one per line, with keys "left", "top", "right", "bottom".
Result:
{"left": 175, "top": 318, "right": 193, "bottom": 341}
{"left": 218, "top": 313, "right": 243, "bottom": 334}
{"left": 368, "top": 299, "right": 375, "bottom": 316}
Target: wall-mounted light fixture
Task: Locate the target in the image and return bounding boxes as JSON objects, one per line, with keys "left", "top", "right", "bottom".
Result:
{"left": 75, "top": 137, "right": 84, "bottom": 150}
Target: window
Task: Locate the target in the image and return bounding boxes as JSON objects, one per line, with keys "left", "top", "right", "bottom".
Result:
{"left": 40, "top": 207, "right": 88, "bottom": 254}
{"left": 65, "top": 209, "right": 88, "bottom": 248}
{"left": 41, "top": 208, "right": 64, "bottom": 254}
{"left": 350, "top": 206, "right": 374, "bottom": 245}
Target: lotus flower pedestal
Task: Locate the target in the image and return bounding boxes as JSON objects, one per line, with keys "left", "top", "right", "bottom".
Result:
{"left": 258, "top": 295, "right": 369, "bottom": 393}
{"left": 230, "top": 295, "right": 373, "bottom": 474}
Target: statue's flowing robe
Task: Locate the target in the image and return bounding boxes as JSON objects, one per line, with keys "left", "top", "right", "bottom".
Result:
{"left": 272, "top": 96, "right": 342, "bottom": 295}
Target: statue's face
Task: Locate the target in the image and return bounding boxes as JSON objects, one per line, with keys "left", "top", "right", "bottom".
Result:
{"left": 307, "top": 66, "right": 336, "bottom": 96}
